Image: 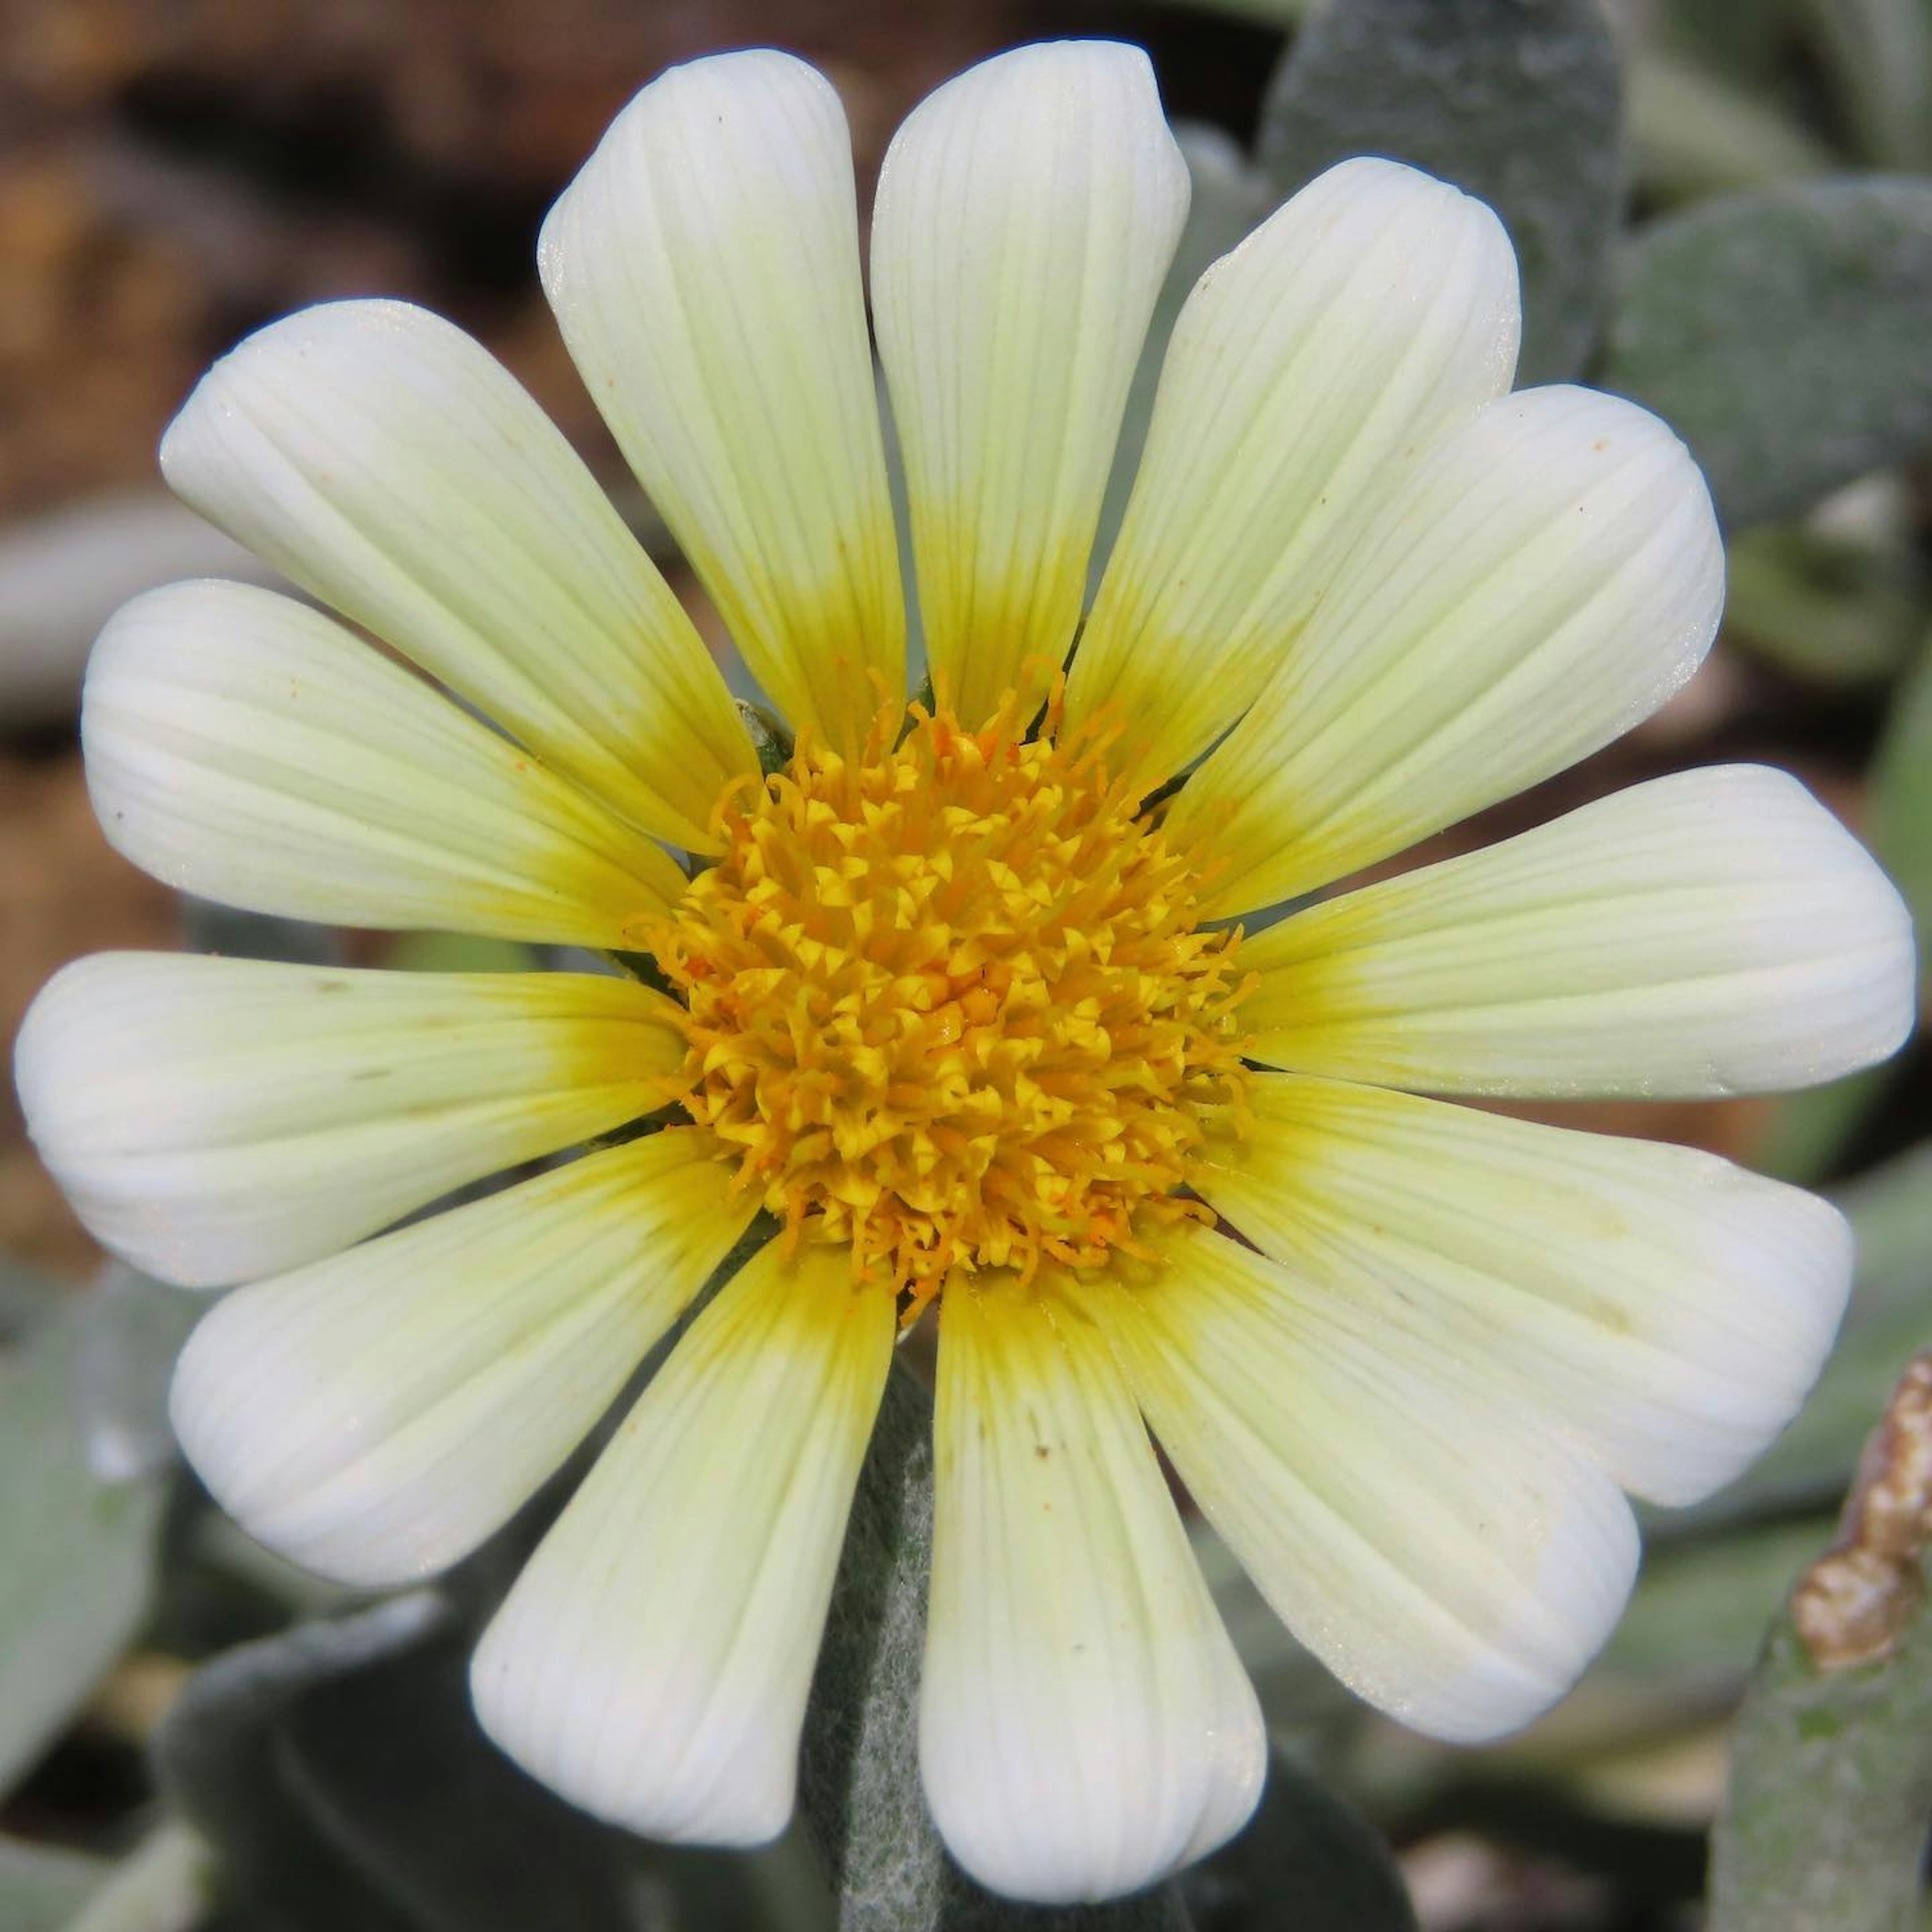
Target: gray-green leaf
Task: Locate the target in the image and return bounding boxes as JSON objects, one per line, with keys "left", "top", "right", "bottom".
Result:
{"left": 799, "top": 1362, "right": 939, "bottom": 1930}
{"left": 58, "top": 1821, "right": 210, "bottom": 1932}
{"left": 1626, "top": 47, "right": 1834, "bottom": 201}
{"left": 1180, "top": 1749, "right": 1417, "bottom": 1932}
{"left": 154, "top": 1592, "right": 695, "bottom": 1932}
{"left": 1708, "top": 1561, "right": 1932, "bottom": 1930}
{"left": 75, "top": 1264, "right": 203, "bottom": 1485}
{"left": 1257, "top": 0, "right": 1624, "bottom": 382}
{"left": 1721, "top": 511, "right": 1927, "bottom": 686}
{"left": 1600, "top": 1516, "right": 1841, "bottom": 1688}
{"left": 1597, "top": 178, "right": 1932, "bottom": 528}
{"left": 275, "top": 1620, "right": 698, "bottom": 1932}
{"left": 153, "top": 1592, "right": 449, "bottom": 1932}
{"left": 157, "top": 1588, "right": 792, "bottom": 1932}
{"left": 1798, "top": 0, "right": 1932, "bottom": 170}
{"left": 0, "top": 1311, "right": 166, "bottom": 1803}
{"left": 0, "top": 1255, "right": 63, "bottom": 1347}
{"left": 1870, "top": 635, "right": 1932, "bottom": 982}
{"left": 0, "top": 1835, "right": 109, "bottom": 1932}
{"left": 179, "top": 896, "right": 343, "bottom": 967}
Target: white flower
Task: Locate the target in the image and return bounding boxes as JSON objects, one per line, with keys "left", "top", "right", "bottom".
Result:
{"left": 14, "top": 39, "right": 1916, "bottom": 1907}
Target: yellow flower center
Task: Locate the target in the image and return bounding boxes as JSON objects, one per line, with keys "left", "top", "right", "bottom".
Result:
{"left": 654, "top": 698, "right": 1252, "bottom": 1315}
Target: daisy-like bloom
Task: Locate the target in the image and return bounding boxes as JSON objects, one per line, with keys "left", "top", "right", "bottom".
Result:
{"left": 15, "top": 40, "right": 1917, "bottom": 1906}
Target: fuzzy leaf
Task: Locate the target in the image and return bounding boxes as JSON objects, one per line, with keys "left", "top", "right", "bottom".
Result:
{"left": 1598, "top": 178, "right": 1932, "bottom": 527}
{"left": 799, "top": 1362, "right": 938, "bottom": 1928}
{"left": 156, "top": 1584, "right": 795, "bottom": 1932}
{"left": 154, "top": 1593, "right": 449, "bottom": 1932}
{"left": 1257, "top": 0, "right": 1623, "bottom": 382}
{"left": 1708, "top": 1565, "right": 1932, "bottom": 1929}
{"left": 278, "top": 1625, "right": 702, "bottom": 1932}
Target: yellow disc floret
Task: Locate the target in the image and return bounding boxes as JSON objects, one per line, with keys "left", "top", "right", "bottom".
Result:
{"left": 654, "top": 696, "right": 1252, "bottom": 1313}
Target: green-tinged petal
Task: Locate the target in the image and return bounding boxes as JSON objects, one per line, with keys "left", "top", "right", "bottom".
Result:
{"left": 471, "top": 1243, "right": 893, "bottom": 1845}
{"left": 1199, "top": 1076, "right": 1850, "bottom": 1506}
{"left": 1243, "top": 765, "right": 1915, "bottom": 1096}
{"left": 1170, "top": 386, "right": 1723, "bottom": 916}
{"left": 1078, "top": 1228, "right": 1638, "bottom": 1743}
{"left": 160, "top": 300, "right": 752, "bottom": 852}
{"left": 872, "top": 41, "right": 1188, "bottom": 728}
{"left": 1068, "top": 157, "right": 1519, "bottom": 784}
{"left": 170, "top": 1131, "right": 754, "bottom": 1585}
{"left": 84, "top": 581, "right": 685, "bottom": 946}
{"left": 921, "top": 1274, "right": 1264, "bottom": 1904}
{"left": 542, "top": 51, "right": 902, "bottom": 747}
{"left": 14, "top": 952, "right": 683, "bottom": 1286}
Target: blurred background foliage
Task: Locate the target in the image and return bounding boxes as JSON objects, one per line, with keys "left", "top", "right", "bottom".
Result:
{"left": 2, "top": 0, "right": 1931, "bottom": 1926}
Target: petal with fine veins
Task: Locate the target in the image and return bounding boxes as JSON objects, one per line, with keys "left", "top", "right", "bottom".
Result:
{"left": 84, "top": 581, "right": 685, "bottom": 946}
{"left": 542, "top": 50, "right": 903, "bottom": 747}
{"left": 472, "top": 1243, "right": 894, "bottom": 1846}
{"left": 160, "top": 300, "right": 753, "bottom": 852}
{"left": 1199, "top": 1075, "right": 1850, "bottom": 1506}
{"left": 921, "top": 1274, "right": 1264, "bottom": 1903}
{"left": 171, "top": 1130, "right": 755, "bottom": 1584}
{"left": 1068, "top": 157, "right": 1519, "bottom": 785}
{"left": 1170, "top": 385, "right": 1723, "bottom": 917}
{"left": 872, "top": 41, "right": 1188, "bottom": 727}
{"left": 15, "top": 951, "right": 684, "bottom": 1286}
{"left": 1080, "top": 1229, "right": 1638, "bottom": 1744}
{"left": 1242, "top": 766, "right": 1916, "bottom": 1097}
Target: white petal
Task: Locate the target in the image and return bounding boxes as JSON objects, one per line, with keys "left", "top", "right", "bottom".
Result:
{"left": 921, "top": 1275, "right": 1264, "bottom": 1904}
{"left": 84, "top": 581, "right": 685, "bottom": 946}
{"left": 1078, "top": 1229, "right": 1639, "bottom": 1743}
{"left": 542, "top": 51, "right": 902, "bottom": 747}
{"left": 872, "top": 42, "right": 1189, "bottom": 728}
{"left": 162, "top": 300, "right": 753, "bottom": 852}
{"left": 170, "top": 1130, "right": 753, "bottom": 1585}
{"left": 1068, "top": 157, "right": 1520, "bottom": 784}
{"left": 1242, "top": 765, "right": 1917, "bottom": 1097}
{"left": 15, "top": 951, "right": 684, "bottom": 1287}
{"left": 471, "top": 1243, "right": 893, "bottom": 1846}
{"left": 1169, "top": 386, "right": 1724, "bottom": 916}
{"left": 1200, "top": 1076, "right": 1851, "bottom": 1506}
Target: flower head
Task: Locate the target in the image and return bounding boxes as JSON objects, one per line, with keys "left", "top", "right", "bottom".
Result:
{"left": 655, "top": 693, "right": 1252, "bottom": 1305}
{"left": 15, "top": 38, "right": 1917, "bottom": 1906}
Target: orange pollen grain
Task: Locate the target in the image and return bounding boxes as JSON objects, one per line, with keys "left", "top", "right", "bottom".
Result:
{"left": 652, "top": 695, "right": 1253, "bottom": 1312}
